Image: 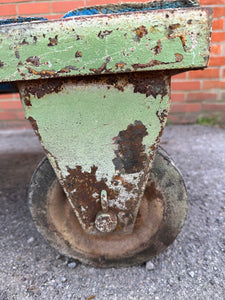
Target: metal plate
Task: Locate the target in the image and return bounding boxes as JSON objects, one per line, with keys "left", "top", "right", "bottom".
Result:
{"left": 19, "top": 72, "right": 170, "bottom": 234}
{"left": 0, "top": 7, "right": 212, "bottom": 83}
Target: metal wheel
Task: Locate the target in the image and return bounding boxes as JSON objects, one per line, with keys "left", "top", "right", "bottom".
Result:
{"left": 29, "top": 147, "right": 187, "bottom": 267}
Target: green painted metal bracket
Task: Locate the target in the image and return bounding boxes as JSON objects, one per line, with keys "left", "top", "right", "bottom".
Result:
{"left": 18, "top": 72, "right": 170, "bottom": 234}
{"left": 0, "top": 7, "right": 212, "bottom": 83}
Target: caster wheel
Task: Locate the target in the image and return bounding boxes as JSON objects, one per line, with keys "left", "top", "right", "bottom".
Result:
{"left": 29, "top": 147, "right": 187, "bottom": 267}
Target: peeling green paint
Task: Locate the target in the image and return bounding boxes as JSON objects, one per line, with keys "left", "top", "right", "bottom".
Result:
{"left": 21, "top": 78, "right": 170, "bottom": 180}
{"left": 0, "top": 7, "right": 212, "bottom": 83}
{"left": 19, "top": 75, "right": 170, "bottom": 233}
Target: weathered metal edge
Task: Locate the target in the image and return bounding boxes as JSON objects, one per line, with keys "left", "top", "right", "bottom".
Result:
{"left": 0, "top": 7, "right": 212, "bottom": 83}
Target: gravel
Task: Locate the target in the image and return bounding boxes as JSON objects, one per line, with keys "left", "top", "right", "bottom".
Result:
{"left": 145, "top": 261, "right": 155, "bottom": 271}
{"left": 0, "top": 125, "right": 224, "bottom": 300}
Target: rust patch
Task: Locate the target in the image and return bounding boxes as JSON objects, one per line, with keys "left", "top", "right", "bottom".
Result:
{"left": 135, "top": 25, "right": 148, "bottom": 40}
{"left": 26, "top": 56, "right": 40, "bottom": 67}
{"left": 168, "top": 24, "right": 187, "bottom": 52}
{"left": 156, "top": 109, "right": 168, "bottom": 124}
{"left": 179, "top": 35, "right": 187, "bottom": 52}
{"left": 111, "top": 175, "right": 136, "bottom": 192}
{"left": 0, "top": 61, "right": 4, "bottom": 68}
{"left": 48, "top": 35, "right": 58, "bottom": 47}
{"left": 115, "top": 61, "right": 127, "bottom": 70}
{"left": 27, "top": 65, "right": 78, "bottom": 78}
{"left": 75, "top": 51, "right": 82, "bottom": 58}
{"left": 132, "top": 60, "right": 170, "bottom": 71}
{"left": 28, "top": 116, "right": 41, "bottom": 141}
{"left": 24, "top": 97, "right": 32, "bottom": 107}
{"left": 113, "top": 121, "right": 148, "bottom": 174}
{"left": 153, "top": 41, "right": 162, "bottom": 55}
{"left": 67, "top": 71, "right": 169, "bottom": 100}
{"left": 129, "top": 73, "right": 168, "bottom": 99}
{"left": 64, "top": 165, "right": 118, "bottom": 225}
{"left": 98, "top": 30, "right": 112, "bottom": 39}
{"left": 175, "top": 53, "right": 183, "bottom": 62}
{"left": 20, "top": 39, "right": 29, "bottom": 45}
{"left": 27, "top": 67, "right": 56, "bottom": 77}
{"left": 144, "top": 181, "right": 163, "bottom": 205}
{"left": 58, "top": 65, "right": 78, "bottom": 73}
{"left": 168, "top": 23, "right": 181, "bottom": 34}
{"left": 15, "top": 51, "right": 20, "bottom": 59}
{"left": 90, "top": 56, "right": 111, "bottom": 74}
{"left": 24, "top": 79, "right": 63, "bottom": 100}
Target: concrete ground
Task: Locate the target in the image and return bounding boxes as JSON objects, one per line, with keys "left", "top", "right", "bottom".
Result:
{"left": 0, "top": 125, "right": 224, "bottom": 300}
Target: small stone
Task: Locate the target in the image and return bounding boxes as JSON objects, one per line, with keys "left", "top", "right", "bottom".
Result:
{"left": 188, "top": 271, "right": 195, "bottom": 278}
{"left": 146, "top": 261, "right": 155, "bottom": 271}
{"left": 61, "top": 277, "right": 67, "bottom": 283}
{"left": 68, "top": 262, "right": 77, "bottom": 269}
{"left": 27, "top": 237, "right": 35, "bottom": 244}
{"left": 167, "top": 278, "right": 174, "bottom": 286}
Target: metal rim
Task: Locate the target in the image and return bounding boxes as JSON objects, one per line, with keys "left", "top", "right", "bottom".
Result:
{"left": 29, "top": 147, "right": 187, "bottom": 267}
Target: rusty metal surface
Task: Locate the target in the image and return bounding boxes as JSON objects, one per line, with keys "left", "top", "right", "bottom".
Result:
{"left": 19, "top": 72, "right": 170, "bottom": 234}
{"left": 28, "top": 147, "right": 187, "bottom": 267}
{"left": 0, "top": 7, "right": 212, "bottom": 83}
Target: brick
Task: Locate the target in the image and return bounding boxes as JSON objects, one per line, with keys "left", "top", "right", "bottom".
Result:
{"left": 16, "top": 111, "right": 25, "bottom": 120}
{"left": 212, "top": 19, "right": 224, "bottom": 31}
{"left": 0, "top": 100, "right": 22, "bottom": 110}
{"left": 52, "top": 1, "right": 85, "bottom": 13}
{"left": 172, "top": 73, "right": 186, "bottom": 80}
{"left": 45, "top": 14, "right": 63, "bottom": 20}
{"left": 18, "top": 2, "right": 50, "bottom": 15}
{"left": 171, "top": 81, "right": 200, "bottom": 91}
{"left": 209, "top": 56, "right": 225, "bottom": 67}
{"left": 13, "top": 93, "right": 20, "bottom": 99}
{"left": 200, "top": 0, "right": 225, "bottom": 4}
{"left": 86, "top": 0, "right": 119, "bottom": 5}
{"left": 0, "top": 120, "right": 30, "bottom": 130}
{"left": 0, "top": 0, "right": 29, "bottom": 3}
{"left": 222, "top": 69, "right": 225, "bottom": 77}
{"left": 203, "top": 80, "right": 225, "bottom": 89}
{"left": 0, "top": 93, "right": 14, "bottom": 99}
{"left": 221, "top": 92, "right": 225, "bottom": 99}
{"left": 211, "top": 44, "right": 222, "bottom": 55}
{"left": 168, "top": 113, "right": 198, "bottom": 124}
{"left": 120, "top": 0, "right": 152, "bottom": 2}
{"left": 202, "top": 103, "right": 225, "bottom": 111}
{"left": 0, "top": 4, "right": 16, "bottom": 16}
{"left": 171, "top": 93, "right": 185, "bottom": 103}
{"left": 213, "top": 7, "right": 225, "bottom": 18}
{"left": 170, "top": 103, "right": 201, "bottom": 113}
{"left": 187, "top": 92, "right": 218, "bottom": 102}
{"left": 211, "top": 32, "right": 225, "bottom": 43}
{"left": 188, "top": 68, "right": 220, "bottom": 79}
{"left": 0, "top": 111, "right": 16, "bottom": 120}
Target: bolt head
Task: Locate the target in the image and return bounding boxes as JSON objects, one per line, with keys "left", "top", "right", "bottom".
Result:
{"left": 95, "top": 212, "right": 117, "bottom": 233}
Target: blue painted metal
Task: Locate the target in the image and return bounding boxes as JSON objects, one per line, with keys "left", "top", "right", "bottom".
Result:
{"left": 0, "top": 16, "right": 47, "bottom": 26}
{"left": 0, "top": 83, "right": 18, "bottom": 93}
{"left": 62, "top": 0, "right": 199, "bottom": 18}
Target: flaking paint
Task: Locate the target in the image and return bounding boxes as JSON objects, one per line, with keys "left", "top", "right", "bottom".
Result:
{"left": 0, "top": 8, "right": 212, "bottom": 83}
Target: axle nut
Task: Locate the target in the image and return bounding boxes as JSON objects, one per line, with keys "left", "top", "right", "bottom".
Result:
{"left": 95, "top": 212, "right": 117, "bottom": 233}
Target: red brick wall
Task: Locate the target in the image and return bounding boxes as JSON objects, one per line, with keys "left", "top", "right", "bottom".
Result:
{"left": 0, "top": 0, "right": 224, "bottom": 128}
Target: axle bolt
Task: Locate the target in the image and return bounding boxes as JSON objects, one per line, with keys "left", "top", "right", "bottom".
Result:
{"left": 95, "top": 190, "right": 117, "bottom": 233}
